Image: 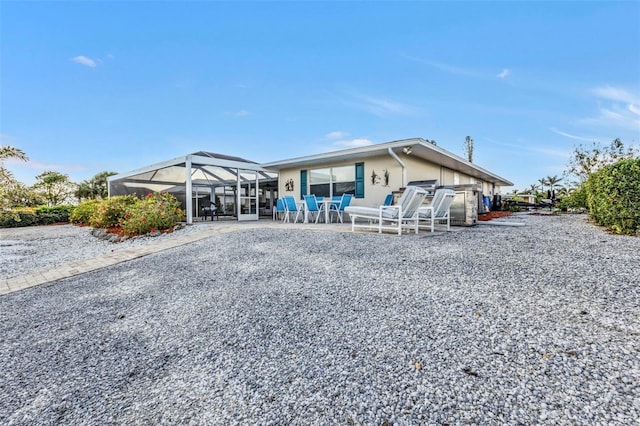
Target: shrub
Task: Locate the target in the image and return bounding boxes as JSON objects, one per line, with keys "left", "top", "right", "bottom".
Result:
{"left": 70, "top": 200, "right": 101, "bottom": 225}
{"left": 585, "top": 158, "right": 640, "bottom": 235}
{"left": 0, "top": 208, "right": 37, "bottom": 228}
{"left": 0, "top": 206, "right": 74, "bottom": 227}
{"left": 88, "top": 195, "right": 138, "bottom": 229}
{"left": 120, "top": 192, "right": 185, "bottom": 236}
{"left": 558, "top": 186, "right": 587, "bottom": 211}
{"left": 34, "top": 205, "right": 74, "bottom": 224}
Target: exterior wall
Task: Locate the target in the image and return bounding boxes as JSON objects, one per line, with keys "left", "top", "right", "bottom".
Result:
{"left": 274, "top": 154, "right": 504, "bottom": 207}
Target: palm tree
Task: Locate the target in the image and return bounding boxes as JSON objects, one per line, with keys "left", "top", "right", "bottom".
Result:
{"left": 526, "top": 184, "right": 539, "bottom": 194}
{"left": 546, "top": 175, "right": 563, "bottom": 198}
{"left": 0, "top": 145, "right": 29, "bottom": 180}
{"left": 537, "top": 178, "right": 548, "bottom": 194}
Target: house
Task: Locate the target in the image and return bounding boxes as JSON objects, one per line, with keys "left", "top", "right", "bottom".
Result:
{"left": 108, "top": 138, "right": 512, "bottom": 223}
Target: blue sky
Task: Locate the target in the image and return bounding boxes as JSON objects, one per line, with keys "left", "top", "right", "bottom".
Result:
{"left": 2, "top": 1, "right": 639, "bottom": 190}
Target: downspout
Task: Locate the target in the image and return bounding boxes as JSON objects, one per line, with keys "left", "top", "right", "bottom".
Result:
{"left": 387, "top": 147, "right": 407, "bottom": 187}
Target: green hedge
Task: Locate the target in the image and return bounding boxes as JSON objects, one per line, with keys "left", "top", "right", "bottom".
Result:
{"left": 0, "top": 205, "right": 75, "bottom": 228}
{"left": 585, "top": 158, "right": 640, "bottom": 235}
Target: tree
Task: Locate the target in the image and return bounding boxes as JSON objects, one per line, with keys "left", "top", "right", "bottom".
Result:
{"left": 537, "top": 178, "right": 548, "bottom": 193}
{"left": 526, "top": 184, "right": 539, "bottom": 194}
{"left": 33, "top": 171, "right": 77, "bottom": 206}
{"left": 76, "top": 171, "right": 118, "bottom": 201}
{"left": 545, "top": 175, "right": 563, "bottom": 197}
{"left": 566, "top": 138, "right": 639, "bottom": 183}
{"left": 0, "top": 145, "right": 29, "bottom": 181}
{"left": 464, "top": 136, "right": 474, "bottom": 162}
{"left": 0, "top": 145, "right": 31, "bottom": 209}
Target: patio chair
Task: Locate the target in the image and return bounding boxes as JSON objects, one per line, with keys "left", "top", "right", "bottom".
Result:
{"left": 282, "top": 195, "right": 302, "bottom": 223}
{"left": 273, "top": 197, "right": 286, "bottom": 221}
{"left": 418, "top": 188, "right": 456, "bottom": 232}
{"left": 329, "top": 193, "right": 353, "bottom": 223}
{"left": 344, "top": 186, "right": 427, "bottom": 235}
{"left": 382, "top": 193, "right": 394, "bottom": 206}
{"left": 303, "top": 194, "right": 324, "bottom": 224}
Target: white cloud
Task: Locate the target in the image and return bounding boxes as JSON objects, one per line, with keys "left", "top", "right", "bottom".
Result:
{"left": 224, "top": 110, "right": 250, "bottom": 117}
{"left": 332, "top": 138, "right": 374, "bottom": 148}
{"left": 591, "top": 85, "right": 639, "bottom": 104}
{"left": 6, "top": 158, "right": 86, "bottom": 172}
{"left": 402, "top": 55, "right": 478, "bottom": 77}
{"left": 579, "top": 85, "right": 640, "bottom": 132}
{"left": 550, "top": 128, "right": 595, "bottom": 142}
{"left": 497, "top": 69, "right": 510, "bottom": 79}
{"left": 325, "top": 131, "right": 349, "bottom": 140}
{"left": 348, "top": 93, "right": 412, "bottom": 117}
{"left": 71, "top": 55, "right": 97, "bottom": 68}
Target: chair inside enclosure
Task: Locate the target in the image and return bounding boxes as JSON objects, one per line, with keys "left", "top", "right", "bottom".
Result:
{"left": 202, "top": 200, "right": 217, "bottom": 221}
{"left": 282, "top": 195, "right": 302, "bottom": 223}
{"left": 303, "top": 194, "right": 323, "bottom": 224}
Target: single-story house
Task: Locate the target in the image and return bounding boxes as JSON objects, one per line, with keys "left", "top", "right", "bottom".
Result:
{"left": 108, "top": 138, "right": 512, "bottom": 224}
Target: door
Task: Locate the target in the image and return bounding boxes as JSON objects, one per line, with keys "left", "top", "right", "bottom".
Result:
{"left": 238, "top": 169, "right": 259, "bottom": 221}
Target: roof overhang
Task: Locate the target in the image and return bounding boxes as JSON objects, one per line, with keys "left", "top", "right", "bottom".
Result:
{"left": 262, "top": 138, "right": 513, "bottom": 186}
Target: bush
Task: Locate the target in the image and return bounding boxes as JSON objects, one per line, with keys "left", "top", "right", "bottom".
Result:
{"left": 120, "top": 192, "right": 185, "bottom": 236}
{"left": 0, "top": 208, "right": 37, "bottom": 228}
{"left": 70, "top": 200, "right": 101, "bottom": 225}
{"left": 88, "top": 195, "right": 138, "bottom": 229}
{"left": 34, "top": 205, "right": 74, "bottom": 224}
{"left": 558, "top": 186, "right": 588, "bottom": 211}
{"left": 585, "top": 158, "right": 640, "bottom": 235}
{"left": 0, "top": 205, "right": 74, "bottom": 227}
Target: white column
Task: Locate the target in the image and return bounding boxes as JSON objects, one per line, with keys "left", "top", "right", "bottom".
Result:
{"left": 185, "top": 156, "right": 193, "bottom": 224}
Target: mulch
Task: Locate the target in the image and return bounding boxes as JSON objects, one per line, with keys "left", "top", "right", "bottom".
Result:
{"left": 477, "top": 211, "right": 514, "bottom": 221}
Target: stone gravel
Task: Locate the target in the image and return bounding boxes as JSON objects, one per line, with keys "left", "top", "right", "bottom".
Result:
{"left": 0, "top": 223, "right": 203, "bottom": 280}
{"left": 1, "top": 213, "right": 638, "bottom": 425}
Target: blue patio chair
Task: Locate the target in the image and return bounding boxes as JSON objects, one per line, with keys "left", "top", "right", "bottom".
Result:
{"left": 329, "top": 193, "right": 353, "bottom": 223}
{"left": 273, "top": 197, "right": 286, "bottom": 221}
{"left": 383, "top": 193, "right": 394, "bottom": 206}
{"left": 283, "top": 195, "right": 302, "bottom": 223}
{"left": 303, "top": 194, "right": 323, "bottom": 224}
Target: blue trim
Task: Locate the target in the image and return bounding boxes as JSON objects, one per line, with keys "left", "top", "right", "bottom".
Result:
{"left": 300, "top": 169, "right": 308, "bottom": 199}
{"left": 355, "top": 162, "right": 365, "bottom": 198}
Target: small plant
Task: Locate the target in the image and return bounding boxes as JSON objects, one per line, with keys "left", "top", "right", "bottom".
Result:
{"left": 120, "top": 192, "right": 184, "bottom": 236}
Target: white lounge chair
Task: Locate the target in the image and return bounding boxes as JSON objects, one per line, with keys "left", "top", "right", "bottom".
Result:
{"left": 344, "top": 186, "right": 428, "bottom": 235}
{"left": 418, "top": 188, "right": 456, "bottom": 232}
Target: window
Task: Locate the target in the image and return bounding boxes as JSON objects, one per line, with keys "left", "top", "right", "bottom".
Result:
{"left": 309, "top": 165, "right": 356, "bottom": 198}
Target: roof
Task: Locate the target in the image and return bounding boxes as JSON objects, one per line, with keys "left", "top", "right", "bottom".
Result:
{"left": 262, "top": 138, "right": 514, "bottom": 186}
{"left": 190, "top": 151, "right": 257, "bottom": 164}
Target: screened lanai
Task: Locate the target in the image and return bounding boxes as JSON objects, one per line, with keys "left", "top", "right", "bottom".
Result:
{"left": 108, "top": 152, "right": 278, "bottom": 224}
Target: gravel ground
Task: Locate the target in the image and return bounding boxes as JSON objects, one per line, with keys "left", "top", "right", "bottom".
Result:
{"left": 1, "top": 213, "right": 639, "bottom": 425}
{"left": 0, "top": 223, "right": 204, "bottom": 280}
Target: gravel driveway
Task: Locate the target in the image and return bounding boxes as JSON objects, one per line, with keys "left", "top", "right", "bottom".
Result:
{"left": 1, "top": 214, "right": 638, "bottom": 424}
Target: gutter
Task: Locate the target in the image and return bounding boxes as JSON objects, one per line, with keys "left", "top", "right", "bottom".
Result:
{"left": 387, "top": 147, "right": 407, "bottom": 187}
